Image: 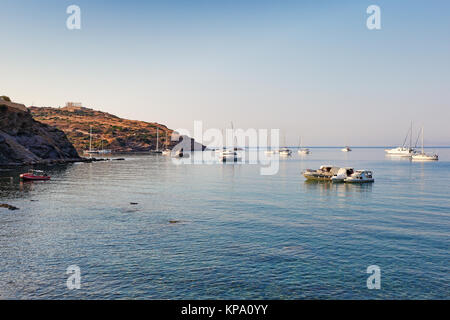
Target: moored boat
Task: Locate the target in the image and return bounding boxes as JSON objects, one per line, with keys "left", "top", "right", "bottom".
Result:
{"left": 341, "top": 146, "right": 352, "bottom": 152}
{"left": 220, "top": 149, "right": 241, "bottom": 162}
{"left": 344, "top": 170, "right": 374, "bottom": 183}
{"left": 279, "top": 147, "right": 292, "bottom": 156}
{"left": 303, "top": 165, "right": 340, "bottom": 181}
{"left": 298, "top": 137, "right": 311, "bottom": 154}
{"left": 385, "top": 122, "right": 416, "bottom": 157}
{"left": 20, "top": 170, "right": 51, "bottom": 181}
{"left": 411, "top": 126, "right": 438, "bottom": 161}
{"left": 331, "top": 167, "right": 354, "bottom": 182}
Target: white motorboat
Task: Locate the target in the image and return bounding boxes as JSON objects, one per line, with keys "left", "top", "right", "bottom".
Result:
{"left": 385, "top": 122, "right": 416, "bottom": 156}
{"left": 385, "top": 146, "right": 415, "bottom": 156}
{"left": 344, "top": 170, "right": 374, "bottom": 183}
{"left": 412, "top": 126, "right": 438, "bottom": 161}
{"left": 341, "top": 146, "right": 352, "bottom": 152}
{"left": 331, "top": 167, "right": 355, "bottom": 182}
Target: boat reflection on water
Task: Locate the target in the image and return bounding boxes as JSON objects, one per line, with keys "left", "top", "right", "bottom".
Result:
{"left": 304, "top": 179, "right": 373, "bottom": 194}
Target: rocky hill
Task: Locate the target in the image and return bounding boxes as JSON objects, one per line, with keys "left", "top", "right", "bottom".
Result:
{"left": 29, "top": 106, "right": 204, "bottom": 153}
{"left": 0, "top": 97, "right": 81, "bottom": 166}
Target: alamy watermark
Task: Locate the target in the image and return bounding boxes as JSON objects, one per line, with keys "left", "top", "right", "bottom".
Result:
{"left": 367, "top": 5, "right": 381, "bottom": 30}
{"left": 169, "top": 121, "right": 282, "bottom": 175}
{"left": 66, "top": 5, "right": 81, "bottom": 30}
{"left": 66, "top": 265, "right": 81, "bottom": 290}
{"left": 366, "top": 265, "right": 381, "bottom": 289}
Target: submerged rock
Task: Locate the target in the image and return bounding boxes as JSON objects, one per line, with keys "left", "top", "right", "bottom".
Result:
{"left": 0, "top": 203, "right": 19, "bottom": 210}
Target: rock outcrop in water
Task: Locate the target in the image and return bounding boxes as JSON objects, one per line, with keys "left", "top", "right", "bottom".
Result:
{"left": 0, "top": 97, "right": 81, "bottom": 166}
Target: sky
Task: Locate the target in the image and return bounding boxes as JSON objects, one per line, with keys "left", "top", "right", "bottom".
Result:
{"left": 1, "top": 0, "right": 449, "bottom": 146}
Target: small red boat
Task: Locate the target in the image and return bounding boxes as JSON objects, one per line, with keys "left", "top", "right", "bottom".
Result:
{"left": 20, "top": 170, "right": 51, "bottom": 181}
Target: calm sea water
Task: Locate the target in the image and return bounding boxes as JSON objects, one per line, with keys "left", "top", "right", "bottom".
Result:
{"left": 0, "top": 148, "right": 449, "bottom": 299}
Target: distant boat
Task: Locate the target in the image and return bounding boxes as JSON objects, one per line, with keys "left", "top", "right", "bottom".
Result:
{"left": 279, "top": 135, "right": 292, "bottom": 156}
{"left": 162, "top": 131, "right": 171, "bottom": 155}
{"left": 150, "top": 127, "right": 163, "bottom": 154}
{"left": 341, "top": 146, "right": 351, "bottom": 152}
{"left": 84, "top": 125, "right": 111, "bottom": 155}
{"left": 279, "top": 148, "right": 292, "bottom": 156}
{"left": 220, "top": 149, "right": 241, "bottom": 162}
{"left": 219, "top": 122, "right": 241, "bottom": 162}
{"left": 298, "top": 137, "right": 310, "bottom": 155}
{"left": 412, "top": 126, "right": 438, "bottom": 161}
{"left": 385, "top": 122, "right": 416, "bottom": 157}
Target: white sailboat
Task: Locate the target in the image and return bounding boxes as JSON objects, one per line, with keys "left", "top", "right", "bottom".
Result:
{"left": 265, "top": 135, "right": 275, "bottom": 154}
{"left": 412, "top": 127, "right": 438, "bottom": 161}
{"left": 298, "top": 137, "right": 311, "bottom": 155}
{"left": 279, "top": 135, "right": 292, "bottom": 156}
{"left": 162, "top": 131, "right": 171, "bottom": 155}
{"left": 385, "top": 122, "right": 416, "bottom": 157}
{"left": 219, "top": 122, "right": 241, "bottom": 162}
{"left": 150, "top": 127, "right": 163, "bottom": 154}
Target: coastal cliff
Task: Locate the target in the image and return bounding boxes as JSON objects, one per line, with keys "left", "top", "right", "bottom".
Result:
{"left": 29, "top": 106, "right": 206, "bottom": 153}
{"left": 0, "top": 97, "right": 81, "bottom": 166}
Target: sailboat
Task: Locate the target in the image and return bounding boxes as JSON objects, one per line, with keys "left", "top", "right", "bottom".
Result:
{"left": 162, "top": 131, "right": 171, "bottom": 155}
{"left": 83, "top": 125, "right": 95, "bottom": 155}
{"left": 412, "top": 127, "right": 438, "bottom": 161}
{"left": 150, "top": 127, "right": 163, "bottom": 154}
{"left": 265, "top": 135, "right": 275, "bottom": 154}
{"left": 298, "top": 137, "right": 311, "bottom": 155}
{"left": 279, "top": 135, "right": 292, "bottom": 156}
{"left": 385, "top": 122, "right": 416, "bottom": 156}
{"left": 219, "top": 122, "right": 241, "bottom": 162}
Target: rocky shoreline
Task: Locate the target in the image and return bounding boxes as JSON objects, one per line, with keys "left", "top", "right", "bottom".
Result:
{"left": 0, "top": 156, "right": 125, "bottom": 168}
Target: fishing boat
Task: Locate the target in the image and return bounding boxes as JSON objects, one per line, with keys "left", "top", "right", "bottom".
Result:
{"left": 412, "top": 126, "right": 438, "bottom": 161}
{"left": 298, "top": 137, "right": 311, "bottom": 155}
{"left": 303, "top": 165, "right": 340, "bottom": 181}
{"left": 344, "top": 170, "right": 374, "bottom": 183}
{"left": 385, "top": 122, "right": 416, "bottom": 157}
{"left": 20, "top": 170, "right": 51, "bottom": 181}
{"left": 331, "top": 167, "right": 355, "bottom": 182}
{"left": 341, "top": 146, "right": 352, "bottom": 152}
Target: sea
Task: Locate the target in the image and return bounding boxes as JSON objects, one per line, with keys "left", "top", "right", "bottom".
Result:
{"left": 0, "top": 147, "right": 449, "bottom": 299}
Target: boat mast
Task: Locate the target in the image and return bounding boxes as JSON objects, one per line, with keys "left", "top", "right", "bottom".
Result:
{"left": 422, "top": 126, "right": 424, "bottom": 154}
{"left": 156, "top": 128, "right": 159, "bottom": 151}
{"left": 89, "top": 125, "right": 92, "bottom": 152}
{"left": 409, "top": 121, "right": 413, "bottom": 150}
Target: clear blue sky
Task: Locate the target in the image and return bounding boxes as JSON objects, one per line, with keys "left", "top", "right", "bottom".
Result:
{"left": 1, "top": 0, "right": 449, "bottom": 146}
